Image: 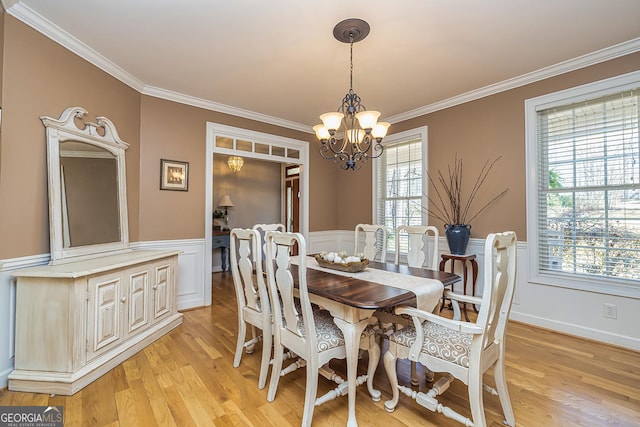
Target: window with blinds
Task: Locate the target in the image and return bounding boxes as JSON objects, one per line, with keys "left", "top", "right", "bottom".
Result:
{"left": 527, "top": 73, "right": 640, "bottom": 294}
{"left": 374, "top": 129, "right": 427, "bottom": 255}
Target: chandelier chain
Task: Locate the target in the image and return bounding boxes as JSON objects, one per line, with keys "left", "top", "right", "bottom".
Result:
{"left": 349, "top": 34, "right": 354, "bottom": 91}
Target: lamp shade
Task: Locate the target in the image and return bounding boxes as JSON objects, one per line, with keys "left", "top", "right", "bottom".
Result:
{"left": 218, "top": 194, "right": 234, "bottom": 207}
{"left": 346, "top": 128, "right": 365, "bottom": 144}
{"left": 313, "top": 124, "right": 331, "bottom": 141}
{"left": 355, "top": 110, "right": 380, "bottom": 130}
{"left": 371, "top": 121, "right": 390, "bottom": 139}
{"left": 319, "top": 112, "right": 344, "bottom": 131}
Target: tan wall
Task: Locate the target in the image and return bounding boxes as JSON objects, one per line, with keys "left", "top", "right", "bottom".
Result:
{"left": 335, "top": 161, "right": 374, "bottom": 229}
{"left": 0, "top": 17, "right": 329, "bottom": 258}
{"left": 337, "top": 52, "right": 640, "bottom": 240}
{"left": 0, "top": 14, "right": 4, "bottom": 102}
{"left": 137, "top": 96, "right": 319, "bottom": 241}
{"left": 0, "top": 15, "right": 141, "bottom": 259}
{"left": 307, "top": 144, "right": 340, "bottom": 231}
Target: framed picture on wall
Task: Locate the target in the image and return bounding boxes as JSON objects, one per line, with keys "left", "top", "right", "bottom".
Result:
{"left": 160, "top": 159, "right": 189, "bottom": 191}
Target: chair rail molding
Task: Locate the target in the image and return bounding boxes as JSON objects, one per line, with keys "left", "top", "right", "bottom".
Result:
{"left": 131, "top": 238, "right": 206, "bottom": 311}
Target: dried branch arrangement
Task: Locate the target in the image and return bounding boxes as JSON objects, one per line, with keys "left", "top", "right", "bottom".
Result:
{"left": 425, "top": 155, "right": 508, "bottom": 225}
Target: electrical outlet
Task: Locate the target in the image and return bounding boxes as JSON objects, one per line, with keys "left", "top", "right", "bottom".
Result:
{"left": 603, "top": 303, "right": 617, "bottom": 319}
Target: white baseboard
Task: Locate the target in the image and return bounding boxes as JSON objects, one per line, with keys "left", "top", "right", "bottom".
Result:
{"left": 510, "top": 312, "right": 640, "bottom": 351}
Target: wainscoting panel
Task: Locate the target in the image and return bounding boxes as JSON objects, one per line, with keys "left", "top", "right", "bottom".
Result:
{"left": 132, "top": 239, "right": 206, "bottom": 310}
{"left": 309, "top": 230, "right": 640, "bottom": 351}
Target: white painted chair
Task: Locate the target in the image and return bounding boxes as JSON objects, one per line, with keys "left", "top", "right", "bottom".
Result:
{"left": 354, "top": 223, "right": 387, "bottom": 262}
{"left": 229, "top": 228, "right": 272, "bottom": 390}
{"left": 383, "top": 231, "right": 518, "bottom": 427}
{"left": 394, "top": 225, "right": 439, "bottom": 269}
{"left": 252, "top": 223, "right": 286, "bottom": 269}
{"left": 264, "top": 231, "right": 380, "bottom": 426}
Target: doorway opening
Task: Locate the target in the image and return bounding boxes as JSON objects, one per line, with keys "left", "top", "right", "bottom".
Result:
{"left": 205, "top": 122, "right": 309, "bottom": 306}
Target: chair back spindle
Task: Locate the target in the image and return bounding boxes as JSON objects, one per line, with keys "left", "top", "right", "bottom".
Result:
{"left": 354, "top": 224, "right": 387, "bottom": 262}
{"left": 394, "top": 225, "right": 439, "bottom": 269}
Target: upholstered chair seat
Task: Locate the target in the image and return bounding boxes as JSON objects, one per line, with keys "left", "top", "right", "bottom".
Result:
{"left": 389, "top": 320, "right": 473, "bottom": 367}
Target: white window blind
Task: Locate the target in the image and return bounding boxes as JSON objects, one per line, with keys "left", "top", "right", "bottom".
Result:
{"left": 536, "top": 88, "right": 640, "bottom": 283}
{"left": 376, "top": 136, "right": 425, "bottom": 254}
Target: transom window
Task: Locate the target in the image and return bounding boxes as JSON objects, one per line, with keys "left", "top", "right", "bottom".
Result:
{"left": 526, "top": 71, "right": 640, "bottom": 296}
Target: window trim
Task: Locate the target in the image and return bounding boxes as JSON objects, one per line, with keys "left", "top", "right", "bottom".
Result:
{"left": 525, "top": 70, "right": 640, "bottom": 298}
{"left": 372, "top": 126, "right": 428, "bottom": 255}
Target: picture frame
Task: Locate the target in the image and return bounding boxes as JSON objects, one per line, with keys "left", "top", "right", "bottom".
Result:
{"left": 160, "top": 159, "right": 189, "bottom": 191}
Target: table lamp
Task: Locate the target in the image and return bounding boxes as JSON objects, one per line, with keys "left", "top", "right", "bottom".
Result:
{"left": 218, "top": 194, "right": 234, "bottom": 225}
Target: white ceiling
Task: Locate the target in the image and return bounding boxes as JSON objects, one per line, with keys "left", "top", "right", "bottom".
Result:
{"left": 5, "top": 0, "right": 640, "bottom": 132}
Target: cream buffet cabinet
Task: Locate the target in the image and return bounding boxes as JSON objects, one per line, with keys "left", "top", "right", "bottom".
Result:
{"left": 8, "top": 250, "right": 183, "bottom": 395}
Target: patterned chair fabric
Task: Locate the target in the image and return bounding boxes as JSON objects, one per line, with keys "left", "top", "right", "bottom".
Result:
{"left": 389, "top": 321, "right": 473, "bottom": 367}
{"left": 383, "top": 231, "right": 518, "bottom": 427}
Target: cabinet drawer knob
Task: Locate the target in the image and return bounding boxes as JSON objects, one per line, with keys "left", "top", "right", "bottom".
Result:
{"left": 121, "top": 297, "right": 126, "bottom": 303}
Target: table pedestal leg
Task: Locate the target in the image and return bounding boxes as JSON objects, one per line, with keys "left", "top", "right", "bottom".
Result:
{"left": 332, "top": 316, "right": 372, "bottom": 427}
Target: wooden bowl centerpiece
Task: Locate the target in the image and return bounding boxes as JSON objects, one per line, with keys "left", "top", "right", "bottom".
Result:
{"left": 314, "top": 252, "right": 369, "bottom": 273}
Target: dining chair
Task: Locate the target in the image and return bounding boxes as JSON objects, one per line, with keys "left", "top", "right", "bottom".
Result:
{"left": 229, "top": 228, "right": 272, "bottom": 390}
{"left": 394, "top": 225, "right": 439, "bottom": 269}
{"left": 264, "top": 231, "right": 380, "bottom": 426}
{"left": 379, "top": 225, "right": 441, "bottom": 385}
{"left": 252, "top": 223, "right": 286, "bottom": 268}
{"left": 383, "top": 231, "right": 518, "bottom": 427}
{"left": 354, "top": 223, "right": 387, "bottom": 262}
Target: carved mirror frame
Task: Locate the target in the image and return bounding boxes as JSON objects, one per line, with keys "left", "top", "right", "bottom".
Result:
{"left": 42, "top": 106, "right": 130, "bottom": 264}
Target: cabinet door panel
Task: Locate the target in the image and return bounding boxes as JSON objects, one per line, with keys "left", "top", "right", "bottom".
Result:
{"left": 88, "top": 272, "right": 122, "bottom": 360}
{"left": 126, "top": 268, "right": 149, "bottom": 335}
{"left": 153, "top": 262, "right": 172, "bottom": 319}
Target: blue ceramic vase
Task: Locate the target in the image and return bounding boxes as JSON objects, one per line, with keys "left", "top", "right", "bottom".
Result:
{"left": 445, "top": 224, "right": 471, "bottom": 255}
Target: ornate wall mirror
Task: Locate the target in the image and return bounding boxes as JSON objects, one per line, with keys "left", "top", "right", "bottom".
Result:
{"left": 42, "top": 107, "right": 130, "bottom": 264}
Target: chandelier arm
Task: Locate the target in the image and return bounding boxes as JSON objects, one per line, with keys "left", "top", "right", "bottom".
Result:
{"left": 319, "top": 137, "right": 351, "bottom": 161}
{"left": 370, "top": 141, "right": 384, "bottom": 158}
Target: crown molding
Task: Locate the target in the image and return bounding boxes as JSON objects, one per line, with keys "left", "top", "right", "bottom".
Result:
{"left": 142, "top": 86, "right": 311, "bottom": 133}
{"left": 6, "top": 3, "right": 146, "bottom": 92}
{"left": 7, "top": 2, "right": 640, "bottom": 132}
{"left": 386, "top": 37, "right": 640, "bottom": 124}
{"left": 6, "top": 2, "right": 312, "bottom": 133}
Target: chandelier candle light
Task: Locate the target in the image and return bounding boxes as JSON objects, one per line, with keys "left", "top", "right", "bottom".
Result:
{"left": 314, "top": 19, "right": 390, "bottom": 170}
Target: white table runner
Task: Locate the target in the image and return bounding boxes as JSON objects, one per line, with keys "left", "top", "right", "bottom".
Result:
{"left": 293, "top": 256, "right": 444, "bottom": 312}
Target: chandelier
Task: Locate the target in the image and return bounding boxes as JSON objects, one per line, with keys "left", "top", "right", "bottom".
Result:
{"left": 227, "top": 155, "right": 244, "bottom": 173}
{"left": 313, "top": 19, "right": 390, "bottom": 170}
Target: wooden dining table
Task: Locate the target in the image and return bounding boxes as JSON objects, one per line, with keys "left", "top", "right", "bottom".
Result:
{"left": 292, "top": 257, "right": 460, "bottom": 427}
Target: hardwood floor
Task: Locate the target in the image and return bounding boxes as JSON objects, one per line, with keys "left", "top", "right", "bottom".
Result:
{"left": 1, "top": 271, "right": 639, "bottom": 426}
